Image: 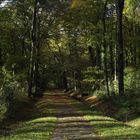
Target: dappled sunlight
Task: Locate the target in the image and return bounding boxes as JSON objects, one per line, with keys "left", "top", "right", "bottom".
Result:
{"left": 0, "top": 91, "right": 100, "bottom": 140}
{"left": 0, "top": 0, "right": 140, "bottom": 139}
{"left": 0, "top": 93, "right": 59, "bottom": 140}
{"left": 53, "top": 116, "right": 100, "bottom": 140}
{"left": 0, "top": 116, "right": 57, "bottom": 140}
{"left": 0, "top": 90, "right": 139, "bottom": 140}
{"left": 84, "top": 95, "right": 118, "bottom": 117}
{"left": 86, "top": 96, "right": 103, "bottom": 108}
{"left": 127, "top": 117, "right": 140, "bottom": 128}
{"left": 84, "top": 115, "right": 116, "bottom": 122}
{"left": 84, "top": 115, "right": 140, "bottom": 139}
{"left": 28, "top": 117, "right": 57, "bottom": 124}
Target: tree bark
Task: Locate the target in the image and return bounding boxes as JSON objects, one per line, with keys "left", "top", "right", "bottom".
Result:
{"left": 28, "top": 0, "right": 38, "bottom": 97}
{"left": 116, "top": 0, "right": 125, "bottom": 96}
{"left": 110, "top": 44, "right": 114, "bottom": 77}
{"left": 96, "top": 45, "right": 101, "bottom": 68}
{"left": 0, "top": 47, "right": 2, "bottom": 67}
{"left": 102, "top": 0, "right": 110, "bottom": 97}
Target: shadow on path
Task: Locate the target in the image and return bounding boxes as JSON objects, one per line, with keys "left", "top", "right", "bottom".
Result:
{"left": 1, "top": 90, "right": 138, "bottom": 140}
{"left": 44, "top": 91, "right": 100, "bottom": 140}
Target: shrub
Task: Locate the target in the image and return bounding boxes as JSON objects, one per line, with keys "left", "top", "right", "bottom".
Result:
{"left": 0, "top": 67, "right": 27, "bottom": 121}
{"left": 124, "top": 67, "right": 140, "bottom": 94}
{"left": 82, "top": 67, "right": 104, "bottom": 95}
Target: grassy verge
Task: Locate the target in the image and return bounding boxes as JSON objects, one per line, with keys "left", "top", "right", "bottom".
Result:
{"left": 0, "top": 117, "right": 57, "bottom": 140}
{"left": 0, "top": 95, "right": 57, "bottom": 140}
{"left": 76, "top": 102, "right": 140, "bottom": 140}
{"left": 85, "top": 115, "right": 140, "bottom": 140}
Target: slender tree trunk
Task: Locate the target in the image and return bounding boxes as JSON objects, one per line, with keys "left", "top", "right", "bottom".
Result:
{"left": 22, "top": 35, "right": 25, "bottom": 56}
{"left": 28, "top": 0, "right": 38, "bottom": 98}
{"left": 74, "top": 32, "right": 81, "bottom": 92}
{"left": 0, "top": 47, "right": 2, "bottom": 75}
{"left": 132, "top": 9, "right": 137, "bottom": 66}
{"left": 114, "top": 44, "right": 117, "bottom": 81}
{"left": 116, "top": 0, "right": 125, "bottom": 96}
{"left": 35, "top": 44, "right": 40, "bottom": 94}
{"left": 133, "top": 23, "right": 137, "bottom": 66}
{"left": 110, "top": 44, "right": 114, "bottom": 77}
{"left": 0, "top": 47, "right": 2, "bottom": 67}
{"left": 35, "top": 13, "right": 40, "bottom": 94}
{"left": 63, "top": 70, "right": 68, "bottom": 91}
{"left": 96, "top": 45, "right": 101, "bottom": 68}
{"left": 109, "top": 19, "right": 115, "bottom": 78}
{"left": 114, "top": 17, "right": 118, "bottom": 81}
{"left": 76, "top": 69, "right": 82, "bottom": 92}
{"left": 102, "top": 0, "right": 110, "bottom": 97}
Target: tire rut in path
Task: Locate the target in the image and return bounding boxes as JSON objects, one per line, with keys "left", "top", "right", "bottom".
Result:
{"left": 51, "top": 93, "right": 100, "bottom": 140}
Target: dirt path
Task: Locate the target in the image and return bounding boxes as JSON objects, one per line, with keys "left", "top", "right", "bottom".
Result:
{"left": 0, "top": 90, "right": 100, "bottom": 140}
{"left": 48, "top": 91, "right": 100, "bottom": 140}
{"left": 1, "top": 90, "right": 139, "bottom": 140}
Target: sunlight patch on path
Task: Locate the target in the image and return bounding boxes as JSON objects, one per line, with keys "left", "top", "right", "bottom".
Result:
{"left": 52, "top": 116, "right": 100, "bottom": 140}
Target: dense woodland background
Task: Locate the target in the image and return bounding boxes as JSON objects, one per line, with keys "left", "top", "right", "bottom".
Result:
{"left": 0, "top": 0, "right": 140, "bottom": 133}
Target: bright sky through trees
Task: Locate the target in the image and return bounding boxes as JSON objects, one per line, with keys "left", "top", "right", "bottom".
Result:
{"left": 0, "top": 0, "right": 11, "bottom": 8}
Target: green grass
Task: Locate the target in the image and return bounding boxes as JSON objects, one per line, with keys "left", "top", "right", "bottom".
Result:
{"left": 127, "top": 117, "right": 140, "bottom": 128}
{"left": 1, "top": 92, "right": 139, "bottom": 140}
{"left": 76, "top": 103, "right": 140, "bottom": 140}
{"left": 84, "top": 115, "right": 140, "bottom": 140}
{"left": 0, "top": 94, "right": 58, "bottom": 140}
{"left": 0, "top": 117, "right": 57, "bottom": 140}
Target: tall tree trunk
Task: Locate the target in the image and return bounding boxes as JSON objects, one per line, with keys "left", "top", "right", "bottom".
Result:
{"left": 133, "top": 23, "right": 137, "bottom": 66}
{"left": 116, "top": 0, "right": 125, "bottom": 96}
{"left": 35, "top": 12, "right": 40, "bottom": 94}
{"left": 35, "top": 43, "right": 40, "bottom": 94}
{"left": 0, "top": 47, "right": 2, "bottom": 75}
{"left": 96, "top": 45, "right": 101, "bottom": 68}
{"left": 74, "top": 32, "right": 81, "bottom": 92}
{"left": 28, "top": 0, "right": 38, "bottom": 97}
{"left": 132, "top": 9, "right": 137, "bottom": 66}
{"left": 102, "top": 0, "right": 110, "bottom": 97}
{"left": 0, "top": 47, "right": 2, "bottom": 67}
{"left": 110, "top": 44, "right": 114, "bottom": 77}
{"left": 110, "top": 22, "right": 115, "bottom": 78}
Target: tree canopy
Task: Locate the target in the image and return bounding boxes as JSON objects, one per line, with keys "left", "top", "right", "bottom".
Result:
{"left": 0, "top": 0, "right": 140, "bottom": 139}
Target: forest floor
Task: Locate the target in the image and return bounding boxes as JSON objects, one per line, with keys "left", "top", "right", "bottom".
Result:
{"left": 0, "top": 90, "right": 140, "bottom": 140}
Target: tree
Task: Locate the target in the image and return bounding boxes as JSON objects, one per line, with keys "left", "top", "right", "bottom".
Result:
{"left": 116, "top": 0, "right": 125, "bottom": 96}
{"left": 102, "top": 0, "right": 110, "bottom": 97}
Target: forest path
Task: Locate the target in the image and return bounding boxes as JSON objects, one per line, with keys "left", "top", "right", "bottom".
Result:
{"left": 1, "top": 90, "right": 139, "bottom": 140}
{"left": 49, "top": 90, "right": 100, "bottom": 140}
{"left": 0, "top": 90, "right": 100, "bottom": 140}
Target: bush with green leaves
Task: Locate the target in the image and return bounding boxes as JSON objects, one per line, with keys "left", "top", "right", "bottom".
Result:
{"left": 82, "top": 67, "right": 105, "bottom": 95}
{"left": 124, "top": 67, "right": 140, "bottom": 94}
{"left": 112, "top": 95, "right": 140, "bottom": 121}
{"left": 0, "top": 97, "right": 7, "bottom": 122}
{"left": 0, "top": 67, "right": 27, "bottom": 121}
